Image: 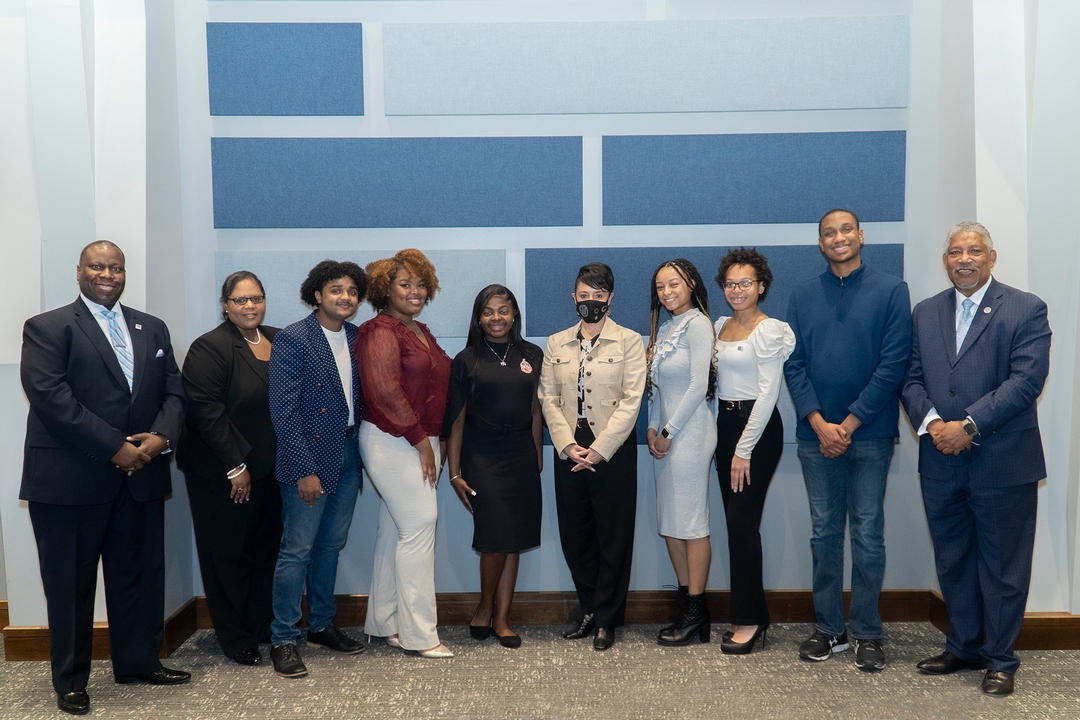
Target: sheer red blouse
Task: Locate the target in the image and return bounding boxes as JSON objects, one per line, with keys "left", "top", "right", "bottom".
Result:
{"left": 354, "top": 313, "right": 451, "bottom": 446}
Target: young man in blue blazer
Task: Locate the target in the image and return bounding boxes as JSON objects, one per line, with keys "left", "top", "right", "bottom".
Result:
{"left": 268, "top": 260, "right": 368, "bottom": 678}
{"left": 902, "top": 222, "right": 1051, "bottom": 696}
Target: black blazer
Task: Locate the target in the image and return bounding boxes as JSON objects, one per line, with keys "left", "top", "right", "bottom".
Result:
{"left": 20, "top": 297, "right": 185, "bottom": 505}
{"left": 177, "top": 321, "right": 280, "bottom": 481}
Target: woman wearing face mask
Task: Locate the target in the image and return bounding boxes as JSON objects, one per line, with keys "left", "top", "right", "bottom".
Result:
{"left": 444, "top": 285, "right": 544, "bottom": 648}
{"left": 645, "top": 259, "right": 717, "bottom": 646}
{"left": 177, "top": 271, "right": 281, "bottom": 665}
{"left": 538, "top": 262, "right": 647, "bottom": 651}
{"left": 713, "top": 247, "right": 795, "bottom": 655}
{"left": 355, "top": 249, "right": 454, "bottom": 658}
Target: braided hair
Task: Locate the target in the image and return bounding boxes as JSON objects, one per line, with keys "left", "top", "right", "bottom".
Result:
{"left": 645, "top": 258, "right": 716, "bottom": 400}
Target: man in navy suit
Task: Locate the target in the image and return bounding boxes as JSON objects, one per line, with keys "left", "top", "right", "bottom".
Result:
{"left": 901, "top": 221, "right": 1051, "bottom": 696}
{"left": 20, "top": 241, "right": 189, "bottom": 715}
{"left": 268, "top": 260, "right": 368, "bottom": 678}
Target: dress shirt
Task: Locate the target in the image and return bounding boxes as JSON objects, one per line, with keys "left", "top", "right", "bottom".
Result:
{"left": 81, "top": 294, "right": 134, "bottom": 360}
{"left": 916, "top": 278, "right": 993, "bottom": 435}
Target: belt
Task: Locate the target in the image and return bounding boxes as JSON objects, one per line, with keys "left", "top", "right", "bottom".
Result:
{"left": 720, "top": 399, "right": 756, "bottom": 412}
{"left": 345, "top": 426, "right": 356, "bottom": 436}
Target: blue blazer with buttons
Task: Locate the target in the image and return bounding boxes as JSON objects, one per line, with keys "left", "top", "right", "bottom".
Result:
{"left": 901, "top": 278, "right": 1051, "bottom": 486}
{"left": 269, "top": 311, "right": 363, "bottom": 494}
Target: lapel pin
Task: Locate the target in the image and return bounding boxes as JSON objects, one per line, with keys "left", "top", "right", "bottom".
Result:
{"left": 983, "top": 307, "right": 991, "bottom": 314}
{"left": 135, "top": 323, "right": 143, "bottom": 330}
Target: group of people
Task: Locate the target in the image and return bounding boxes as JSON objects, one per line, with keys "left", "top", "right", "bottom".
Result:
{"left": 19, "top": 208, "right": 1050, "bottom": 715}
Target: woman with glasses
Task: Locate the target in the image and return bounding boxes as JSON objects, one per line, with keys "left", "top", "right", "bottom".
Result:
{"left": 713, "top": 248, "right": 795, "bottom": 654}
{"left": 177, "top": 271, "right": 282, "bottom": 665}
{"left": 645, "top": 259, "right": 717, "bottom": 646}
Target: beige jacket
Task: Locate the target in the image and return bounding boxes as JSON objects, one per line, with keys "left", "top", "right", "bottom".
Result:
{"left": 539, "top": 316, "right": 647, "bottom": 461}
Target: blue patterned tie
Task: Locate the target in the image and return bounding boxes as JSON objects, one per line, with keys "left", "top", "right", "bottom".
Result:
{"left": 956, "top": 298, "right": 976, "bottom": 353}
{"left": 103, "top": 310, "right": 134, "bottom": 390}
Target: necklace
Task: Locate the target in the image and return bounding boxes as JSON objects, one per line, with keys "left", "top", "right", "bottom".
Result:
{"left": 485, "top": 341, "right": 510, "bottom": 366}
{"left": 243, "top": 328, "right": 262, "bottom": 345}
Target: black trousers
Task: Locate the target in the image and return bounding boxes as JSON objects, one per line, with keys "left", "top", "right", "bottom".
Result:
{"left": 716, "top": 404, "right": 783, "bottom": 626}
{"left": 29, "top": 480, "right": 164, "bottom": 693}
{"left": 554, "top": 425, "right": 637, "bottom": 629}
{"left": 185, "top": 470, "right": 282, "bottom": 656}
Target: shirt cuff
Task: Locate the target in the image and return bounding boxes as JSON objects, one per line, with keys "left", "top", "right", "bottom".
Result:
{"left": 917, "top": 409, "right": 942, "bottom": 436}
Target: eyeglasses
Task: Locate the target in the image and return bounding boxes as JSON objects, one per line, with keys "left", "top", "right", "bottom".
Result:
{"left": 722, "top": 280, "right": 758, "bottom": 291}
{"left": 227, "top": 296, "right": 265, "bottom": 306}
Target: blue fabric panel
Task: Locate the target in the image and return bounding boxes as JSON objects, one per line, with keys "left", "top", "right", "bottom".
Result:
{"left": 211, "top": 137, "right": 583, "bottom": 228}
{"left": 603, "top": 132, "right": 906, "bottom": 226}
{"left": 383, "top": 17, "right": 909, "bottom": 115}
{"left": 214, "top": 249, "right": 505, "bottom": 339}
{"left": 523, "top": 244, "right": 905, "bottom": 338}
{"left": 207, "top": 23, "right": 363, "bottom": 116}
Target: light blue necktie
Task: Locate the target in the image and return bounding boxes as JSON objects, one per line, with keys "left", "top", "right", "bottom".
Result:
{"left": 956, "top": 298, "right": 976, "bottom": 353}
{"left": 103, "top": 309, "right": 134, "bottom": 390}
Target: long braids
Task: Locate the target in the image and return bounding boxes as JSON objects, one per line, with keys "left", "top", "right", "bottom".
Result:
{"left": 645, "top": 259, "right": 717, "bottom": 401}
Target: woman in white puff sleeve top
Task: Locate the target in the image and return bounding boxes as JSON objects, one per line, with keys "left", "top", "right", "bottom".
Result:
{"left": 713, "top": 248, "right": 795, "bottom": 656}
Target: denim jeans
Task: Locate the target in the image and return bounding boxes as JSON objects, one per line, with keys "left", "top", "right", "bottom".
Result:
{"left": 271, "top": 438, "right": 361, "bottom": 647}
{"left": 797, "top": 437, "right": 893, "bottom": 640}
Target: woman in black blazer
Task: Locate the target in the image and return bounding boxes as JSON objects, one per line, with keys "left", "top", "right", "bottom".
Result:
{"left": 177, "top": 271, "right": 282, "bottom": 665}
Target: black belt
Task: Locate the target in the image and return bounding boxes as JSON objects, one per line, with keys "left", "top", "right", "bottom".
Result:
{"left": 720, "top": 399, "right": 756, "bottom": 412}
{"left": 345, "top": 426, "right": 356, "bottom": 437}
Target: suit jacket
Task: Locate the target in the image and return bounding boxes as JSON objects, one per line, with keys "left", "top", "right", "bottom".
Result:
{"left": 20, "top": 297, "right": 185, "bottom": 505}
{"left": 539, "top": 316, "right": 647, "bottom": 462}
{"left": 176, "top": 321, "right": 280, "bottom": 481}
{"left": 268, "top": 311, "right": 363, "bottom": 493}
{"left": 901, "top": 278, "right": 1051, "bottom": 485}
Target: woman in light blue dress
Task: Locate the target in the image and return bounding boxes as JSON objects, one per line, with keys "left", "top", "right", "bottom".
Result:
{"left": 645, "top": 258, "right": 717, "bottom": 646}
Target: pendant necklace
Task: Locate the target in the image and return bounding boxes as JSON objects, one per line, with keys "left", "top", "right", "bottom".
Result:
{"left": 244, "top": 328, "right": 262, "bottom": 345}
{"left": 485, "top": 341, "right": 510, "bottom": 366}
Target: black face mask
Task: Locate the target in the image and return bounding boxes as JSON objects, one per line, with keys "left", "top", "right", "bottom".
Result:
{"left": 576, "top": 299, "right": 610, "bottom": 324}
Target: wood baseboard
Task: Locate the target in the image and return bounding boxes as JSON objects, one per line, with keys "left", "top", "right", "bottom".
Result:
{"left": 7, "top": 590, "right": 1080, "bottom": 659}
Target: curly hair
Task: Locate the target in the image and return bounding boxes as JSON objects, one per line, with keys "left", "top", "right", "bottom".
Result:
{"left": 645, "top": 259, "right": 716, "bottom": 400}
{"left": 715, "top": 247, "right": 773, "bottom": 303}
{"left": 299, "top": 260, "right": 367, "bottom": 308}
{"left": 365, "top": 249, "right": 440, "bottom": 313}
{"left": 219, "top": 270, "right": 265, "bottom": 321}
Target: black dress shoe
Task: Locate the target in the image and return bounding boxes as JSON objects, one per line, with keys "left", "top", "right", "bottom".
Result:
{"left": 470, "top": 624, "right": 492, "bottom": 641}
{"left": 271, "top": 644, "right": 308, "bottom": 678}
{"left": 495, "top": 631, "right": 522, "bottom": 649}
{"left": 307, "top": 625, "right": 364, "bottom": 654}
{"left": 57, "top": 689, "right": 89, "bottom": 715}
{"left": 563, "top": 613, "right": 595, "bottom": 639}
{"left": 916, "top": 650, "right": 986, "bottom": 675}
{"left": 230, "top": 647, "right": 262, "bottom": 665}
{"left": 593, "top": 627, "right": 615, "bottom": 651}
{"left": 982, "top": 670, "right": 1015, "bottom": 696}
{"left": 114, "top": 666, "right": 191, "bottom": 685}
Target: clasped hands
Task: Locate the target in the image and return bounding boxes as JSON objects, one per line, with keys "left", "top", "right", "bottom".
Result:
{"left": 110, "top": 432, "right": 168, "bottom": 475}
{"left": 927, "top": 419, "right": 973, "bottom": 456}
{"left": 810, "top": 412, "right": 862, "bottom": 459}
{"left": 563, "top": 444, "right": 605, "bottom": 472}
{"left": 646, "top": 428, "right": 671, "bottom": 460}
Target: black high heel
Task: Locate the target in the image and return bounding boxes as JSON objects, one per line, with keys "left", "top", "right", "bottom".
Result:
{"left": 658, "top": 593, "right": 710, "bottom": 645}
{"left": 721, "top": 623, "right": 769, "bottom": 655}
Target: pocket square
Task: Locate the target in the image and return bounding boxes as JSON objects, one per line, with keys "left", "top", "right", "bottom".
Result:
{"left": 155, "top": 349, "right": 164, "bottom": 358}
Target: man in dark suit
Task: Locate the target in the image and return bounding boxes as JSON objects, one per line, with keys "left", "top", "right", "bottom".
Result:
{"left": 20, "top": 241, "right": 190, "bottom": 715}
{"left": 901, "top": 221, "right": 1051, "bottom": 696}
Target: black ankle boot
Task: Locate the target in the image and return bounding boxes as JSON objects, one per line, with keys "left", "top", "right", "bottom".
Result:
{"left": 657, "top": 585, "right": 689, "bottom": 638}
{"left": 658, "top": 592, "right": 710, "bottom": 645}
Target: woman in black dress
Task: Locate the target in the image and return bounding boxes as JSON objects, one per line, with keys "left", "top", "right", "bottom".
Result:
{"left": 177, "top": 271, "right": 281, "bottom": 665}
{"left": 445, "top": 284, "right": 544, "bottom": 648}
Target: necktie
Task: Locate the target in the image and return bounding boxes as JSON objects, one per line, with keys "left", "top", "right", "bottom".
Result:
{"left": 956, "top": 298, "right": 976, "bottom": 353}
{"left": 103, "top": 310, "right": 134, "bottom": 390}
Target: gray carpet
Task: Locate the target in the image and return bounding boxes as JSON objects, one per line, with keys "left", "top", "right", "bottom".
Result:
{"left": 3, "top": 623, "right": 1080, "bottom": 719}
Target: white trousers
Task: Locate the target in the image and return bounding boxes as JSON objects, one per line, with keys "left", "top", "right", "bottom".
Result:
{"left": 359, "top": 422, "right": 441, "bottom": 650}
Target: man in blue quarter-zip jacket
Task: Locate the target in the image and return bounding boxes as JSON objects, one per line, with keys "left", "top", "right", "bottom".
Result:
{"left": 784, "top": 208, "right": 912, "bottom": 673}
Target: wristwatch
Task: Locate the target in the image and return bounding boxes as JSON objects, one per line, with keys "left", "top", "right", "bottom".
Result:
{"left": 150, "top": 431, "right": 172, "bottom": 454}
{"left": 962, "top": 417, "right": 978, "bottom": 437}
{"left": 660, "top": 428, "right": 670, "bottom": 439}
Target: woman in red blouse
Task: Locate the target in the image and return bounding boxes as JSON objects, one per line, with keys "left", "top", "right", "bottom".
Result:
{"left": 355, "top": 249, "right": 453, "bottom": 658}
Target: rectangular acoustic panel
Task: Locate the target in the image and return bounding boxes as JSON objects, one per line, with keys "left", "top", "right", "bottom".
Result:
{"left": 214, "top": 249, "right": 505, "bottom": 339}
{"left": 524, "top": 244, "right": 904, "bottom": 338}
{"left": 211, "top": 137, "right": 583, "bottom": 228}
{"left": 603, "top": 132, "right": 906, "bottom": 226}
{"left": 384, "top": 16, "right": 908, "bottom": 116}
{"left": 207, "top": 23, "right": 363, "bottom": 116}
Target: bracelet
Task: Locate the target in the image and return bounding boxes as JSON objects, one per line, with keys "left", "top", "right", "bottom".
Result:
{"left": 450, "top": 474, "right": 462, "bottom": 482}
{"left": 226, "top": 463, "right": 247, "bottom": 480}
